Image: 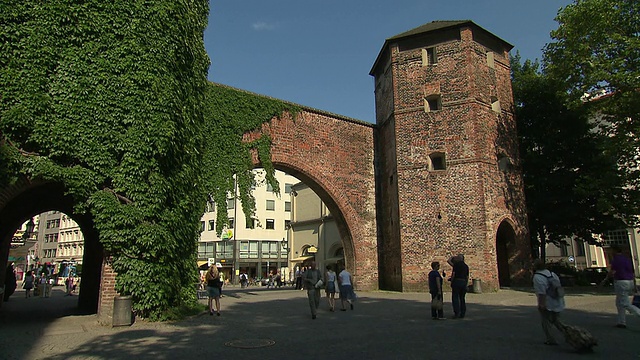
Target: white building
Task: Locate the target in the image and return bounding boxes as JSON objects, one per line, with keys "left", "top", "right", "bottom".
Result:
{"left": 198, "top": 169, "right": 299, "bottom": 283}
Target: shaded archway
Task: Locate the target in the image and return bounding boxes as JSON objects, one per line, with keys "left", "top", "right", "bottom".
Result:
{"left": 496, "top": 220, "right": 517, "bottom": 287}
{"left": 0, "top": 178, "right": 103, "bottom": 313}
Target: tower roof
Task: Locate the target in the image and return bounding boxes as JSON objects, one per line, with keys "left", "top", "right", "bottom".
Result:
{"left": 370, "top": 20, "right": 513, "bottom": 75}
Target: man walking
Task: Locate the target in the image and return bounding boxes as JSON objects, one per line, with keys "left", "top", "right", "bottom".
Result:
{"left": 533, "top": 259, "right": 565, "bottom": 345}
{"left": 304, "top": 262, "right": 323, "bottom": 319}
{"left": 603, "top": 246, "right": 640, "bottom": 328}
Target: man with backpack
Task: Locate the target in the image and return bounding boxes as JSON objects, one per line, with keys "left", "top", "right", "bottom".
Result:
{"left": 533, "top": 259, "right": 566, "bottom": 346}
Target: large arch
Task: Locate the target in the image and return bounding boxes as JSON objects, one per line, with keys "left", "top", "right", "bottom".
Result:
{"left": 246, "top": 109, "right": 378, "bottom": 290}
{"left": 0, "top": 177, "right": 103, "bottom": 313}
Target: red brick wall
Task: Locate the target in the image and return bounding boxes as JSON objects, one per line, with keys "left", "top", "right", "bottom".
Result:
{"left": 245, "top": 110, "right": 379, "bottom": 290}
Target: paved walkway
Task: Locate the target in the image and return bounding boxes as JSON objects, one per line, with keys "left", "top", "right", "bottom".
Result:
{"left": 0, "top": 285, "right": 638, "bottom": 359}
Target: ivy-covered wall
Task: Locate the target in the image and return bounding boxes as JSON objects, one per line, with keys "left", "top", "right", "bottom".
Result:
{"left": 1, "top": 2, "right": 300, "bottom": 319}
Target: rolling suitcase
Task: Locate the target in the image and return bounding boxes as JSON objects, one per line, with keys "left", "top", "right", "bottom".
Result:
{"left": 558, "top": 323, "right": 597, "bottom": 352}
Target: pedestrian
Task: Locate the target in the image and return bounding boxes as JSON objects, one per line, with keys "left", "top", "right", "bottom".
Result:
{"left": 601, "top": 246, "right": 640, "bottom": 328}
{"left": 240, "top": 272, "right": 248, "bottom": 288}
{"left": 533, "top": 259, "right": 565, "bottom": 345}
{"left": 338, "top": 266, "right": 355, "bottom": 311}
{"left": 22, "top": 270, "right": 34, "bottom": 298}
{"left": 65, "top": 276, "right": 74, "bottom": 296}
{"left": 448, "top": 254, "right": 469, "bottom": 319}
{"left": 205, "top": 264, "right": 222, "bottom": 316}
{"left": 276, "top": 271, "right": 282, "bottom": 288}
{"left": 296, "top": 267, "right": 304, "bottom": 290}
{"left": 3, "top": 264, "right": 17, "bottom": 302}
{"left": 428, "top": 261, "right": 444, "bottom": 320}
{"left": 325, "top": 265, "right": 337, "bottom": 312}
{"left": 303, "top": 261, "right": 323, "bottom": 319}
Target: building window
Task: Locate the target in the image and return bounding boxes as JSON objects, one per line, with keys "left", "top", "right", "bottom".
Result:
{"left": 208, "top": 220, "right": 215, "bottom": 231}
{"left": 429, "top": 152, "right": 446, "bottom": 171}
{"left": 487, "top": 51, "right": 495, "bottom": 69}
{"left": 601, "top": 229, "right": 629, "bottom": 246}
{"left": 421, "top": 47, "right": 437, "bottom": 66}
{"left": 200, "top": 221, "right": 205, "bottom": 232}
{"left": 491, "top": 96, "right": 501, "bottom": 113}
{"left": 266, "top": 183, "right": 276, "bottom": 192}
{"left": 285, "top": 220, "right": 291, "bottom": 229}
{"left": 198, "top": 242, "right": 215, "bottom": 258}
{"left": 285, "top": 201, "right": 291, "bottom": 212}
{"left": 228, "top": 218, "right": 234, "bottom": 230}
{"left": 206, "top": 200, "right": 215, "bottom": 213}
{"left": 227, "top": 198, "right": 235, "bottom": 209}
{"left": 261, "top": 241, "right": 279, "bottom": 258}
{"left": 560, "top": 243, "right": 568, "bottom": 257}
{"left": 285, "top": 183, "right": 293, "bottom": 194}
{"left": 245, "top": 217, "right": 255, "bottom": 229}
{"left": 266, "top": 200, "right": 275, "bottom": 211}
{"left": 424, "top": 95, "right": 442, "bottom": 112}
{"left": 215, "top": 241, "right": 233, "bottom": 259}
{"left": 575, "top": 239, "right": 586, "bottom": 256}
{"left": 266, "top": 219, "right": 275, "bottom": 230}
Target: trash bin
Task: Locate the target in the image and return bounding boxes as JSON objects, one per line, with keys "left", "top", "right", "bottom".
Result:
{"left": 472, "top": 279, "right": 482, "bottom": 294}
{"left": 112, "top": 295, "right": 133, "bottom": 327}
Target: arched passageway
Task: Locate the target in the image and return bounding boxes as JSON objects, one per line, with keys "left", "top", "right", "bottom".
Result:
{"left": 496, "top": 220, "right": 517, "bottom": 287}
{"left": 0, "top": 178, "right": 103, "bottom": 314}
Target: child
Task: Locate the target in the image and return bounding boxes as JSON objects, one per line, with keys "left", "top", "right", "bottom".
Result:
{"left": 428, "top": 261, "right": 444, "bottom": 319}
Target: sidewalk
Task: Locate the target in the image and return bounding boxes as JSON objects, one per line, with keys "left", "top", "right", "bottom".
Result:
{"left": 0, "top": 286, "right": 638, "bottom": 359}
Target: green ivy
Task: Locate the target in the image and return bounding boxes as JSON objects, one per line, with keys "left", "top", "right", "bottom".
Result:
{"left": 1, "top": 1, "right": 298, "bottom": 320}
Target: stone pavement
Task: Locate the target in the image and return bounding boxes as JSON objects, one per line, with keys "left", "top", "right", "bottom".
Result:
{"left": 0, "top": 285, "right": 638, "bottom": 360}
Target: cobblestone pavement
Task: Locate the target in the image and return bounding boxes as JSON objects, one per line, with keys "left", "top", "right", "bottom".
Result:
{"left": 0, "top": 285, "right": 638, "bottom": 360}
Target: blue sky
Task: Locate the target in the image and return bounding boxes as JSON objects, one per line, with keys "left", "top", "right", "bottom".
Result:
{"left": 205, "top": 0, "right": 573, "bottom": 123}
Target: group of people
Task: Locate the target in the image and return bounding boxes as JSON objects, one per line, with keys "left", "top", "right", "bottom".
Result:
{"left": 302, "top": 262, "right": 355, "bottom": 319}
{"left": 428, "top": 254, "right": 470, "bottom": 320}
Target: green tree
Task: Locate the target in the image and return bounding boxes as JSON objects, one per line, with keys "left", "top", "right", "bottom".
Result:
{"left": 511, "top": 54, "right": 636, "bottom": 260}
{"left": 544, "top": 0, "right": 640, "bottom": 191}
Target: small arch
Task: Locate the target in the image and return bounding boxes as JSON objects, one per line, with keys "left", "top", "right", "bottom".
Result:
{"left": 496, "top": 219, "right": 517, "bottom": 287}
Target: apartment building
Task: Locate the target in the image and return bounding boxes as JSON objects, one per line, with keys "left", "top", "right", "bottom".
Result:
{"left": 198, "top": 169, "right": 298, "bottom": 283}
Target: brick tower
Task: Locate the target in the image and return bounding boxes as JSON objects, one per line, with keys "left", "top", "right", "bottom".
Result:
{"left": 371, "top": 21, "right": 530, "bottom": 292}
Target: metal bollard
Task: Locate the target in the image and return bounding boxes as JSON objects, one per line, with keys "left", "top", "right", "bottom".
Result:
{"left": 112, "top": 295, "right": 134, "bottom": 327}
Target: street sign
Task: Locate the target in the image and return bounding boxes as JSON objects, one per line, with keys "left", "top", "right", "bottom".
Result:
{"left": 568, "top": 256, "right": 575, "bottom": 263}
{"left": 207, "top": 258, "right": 215, "bottom": 266}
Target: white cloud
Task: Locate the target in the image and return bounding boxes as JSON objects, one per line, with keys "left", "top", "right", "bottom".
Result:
{"left": 252, "top": 21, "right": 277, "bottom": 31}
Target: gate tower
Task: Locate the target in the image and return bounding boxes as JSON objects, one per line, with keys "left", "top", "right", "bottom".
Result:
{"left": 371, "top": 20, "right": 530, "bottom": 291}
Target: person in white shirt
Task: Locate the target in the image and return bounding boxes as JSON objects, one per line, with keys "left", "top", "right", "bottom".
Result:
{"left": 533, "top": 259, "right": 565, "bottom": 345}
{"left": 338, "top": 267, "right": 354, "bottom": 311}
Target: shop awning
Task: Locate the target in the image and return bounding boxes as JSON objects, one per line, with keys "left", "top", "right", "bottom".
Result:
{"left": 290, "top": 255, "right": 314, "bottom": 262}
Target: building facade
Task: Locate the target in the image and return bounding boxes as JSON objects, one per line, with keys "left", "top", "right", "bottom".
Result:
{"left": 198, "top": 169, "right": 299, "bottom": 283}
{"left": 288, "top": 182, "right": 342, "bottom": 274}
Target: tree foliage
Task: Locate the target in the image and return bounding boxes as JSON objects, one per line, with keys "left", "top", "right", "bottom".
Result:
{"left": 544, "top": 0, "right": 640, "bottom": 191}
{"left": 511, "top": 54, "right": 638, "bottom": 258}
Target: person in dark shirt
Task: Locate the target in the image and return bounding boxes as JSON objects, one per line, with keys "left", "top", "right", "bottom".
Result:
{"left": 449, "top": 254, "right": 469, "bottom": 319}
{"left": 428, "top": 261, "right": 444, "bottom": 319}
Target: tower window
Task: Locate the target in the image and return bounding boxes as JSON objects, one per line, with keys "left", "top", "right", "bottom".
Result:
{"left": 491, "top": 96, "right": 501, "bottom": 113}
{"left": 424, "top": 95, "right": 442, "bottom": 112}
{"left": 422, "top": 47, "right": 437, "bottom": 66}
{"left": 487, "top": 51, "right": 495, "bottom": 69}
{"left": 429, "top": 152, "right": 446, "bottom": 171}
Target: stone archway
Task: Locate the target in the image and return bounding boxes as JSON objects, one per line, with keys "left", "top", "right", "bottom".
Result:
{"left": 496, "top": 220, "right": 517, "bottom": 288}
{"left": 245, "top": 109, "right": 378, "bottom": 290}
{"left": 0, "top": 178, "right": 103, "bottom": 313}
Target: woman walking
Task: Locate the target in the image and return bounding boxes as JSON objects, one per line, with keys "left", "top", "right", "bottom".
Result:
{"left": 22, "top": 270, "right": 34, "bottom": 298}
{"left": 205, "top": 265, "right": 222, "bottom": 316}
{"left": 325, "top": 265, "right": 337, "bottom": 311}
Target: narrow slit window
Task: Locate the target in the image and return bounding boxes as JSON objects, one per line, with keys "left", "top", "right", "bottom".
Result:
{"left": 422, "top": 47, "right": 437, "bottom": 66}
{"left": 491, "top": 96, "right": 501, "bottom": 113}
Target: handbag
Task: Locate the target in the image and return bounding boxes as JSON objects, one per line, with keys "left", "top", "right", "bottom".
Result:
{"left": 431, "top": 297, "right": 443, "bottom": 310}
{"left": 632, "top": 295, "right": 640, "bottom": 308}
{"left": 315, "top": 279, "right": 324, "bottom": 289}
